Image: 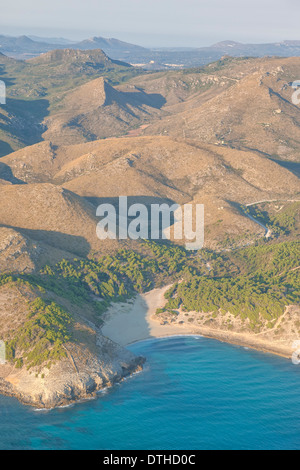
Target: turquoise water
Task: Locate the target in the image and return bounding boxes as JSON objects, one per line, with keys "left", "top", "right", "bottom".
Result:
{"left": 0, "top": 336, "right": 300, "bottom": 450}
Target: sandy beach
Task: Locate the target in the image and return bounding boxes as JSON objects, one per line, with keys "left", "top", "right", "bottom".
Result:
{"left": 101, "top": 285, "right": 190, "bottom": 346}
{"left": 101, "top": 286, "right": 295, "bottom": 359}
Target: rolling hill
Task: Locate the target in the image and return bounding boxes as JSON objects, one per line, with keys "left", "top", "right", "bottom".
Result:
{"left": 0, "top": 47, "right": 299, "bottom": 408}
{"left": 1, "top": 135, "right": 299, "bottom": 252}
{"left": 42, "top": 77, "right": 165, "bottom": 145}
{"left": 144, "top": 57, "right": 300, "bottom": 161}
{"left": 0, "top": 49, "right": 141, "bottom": 156}
{"left": 0, "top": 183, "right": 120, "bottom": 257}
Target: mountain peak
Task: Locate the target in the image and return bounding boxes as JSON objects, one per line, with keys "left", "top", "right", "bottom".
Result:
{"left": 27, "top": 48, "right": 110, "bottom": 64}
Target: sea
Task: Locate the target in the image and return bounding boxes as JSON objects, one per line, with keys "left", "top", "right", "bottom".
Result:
{"left": 0, "top": 335, "right": 299, "bottom": 450}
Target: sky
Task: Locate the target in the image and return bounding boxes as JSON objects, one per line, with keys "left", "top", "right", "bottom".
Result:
{"left": 0, "top": 0, "right": 300, "bottom": 47}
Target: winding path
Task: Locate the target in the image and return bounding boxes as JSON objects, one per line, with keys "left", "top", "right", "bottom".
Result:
{"left": 243, "top": 199, "right": 300, "bottom": 239}
{"left": 242, "top": 205, "right": 271, "bottom": 239}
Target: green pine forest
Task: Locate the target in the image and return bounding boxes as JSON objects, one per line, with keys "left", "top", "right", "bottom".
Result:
{"left": 1, "top": 202, "right": 299, "bottom": 369}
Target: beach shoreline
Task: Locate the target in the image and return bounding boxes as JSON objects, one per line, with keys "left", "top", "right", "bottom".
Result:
{"left": 0, "top": 285, "right": 295, "bottom": 410}
{"left": 101, "top": 285, "right": 295, "bottom": 360}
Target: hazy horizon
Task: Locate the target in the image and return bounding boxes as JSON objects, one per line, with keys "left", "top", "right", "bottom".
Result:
{"left": 0, "top": 0, "right": 299, "bottom": 48}
{"left": 1, "top": 30, "right": 300, "bottom": 49}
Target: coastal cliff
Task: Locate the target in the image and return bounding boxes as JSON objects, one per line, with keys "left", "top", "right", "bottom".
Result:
{"left": 0, "top": 236, "right": 298, "bottom": 408}
{"left": 0, "top": 333, "right": 144, "bottom": 408}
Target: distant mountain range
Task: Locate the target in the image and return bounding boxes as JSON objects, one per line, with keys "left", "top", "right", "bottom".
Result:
{"left": 0, "top": 35, "right": 148, "bottom": 61}
{"left": 2, "top": 34, "right": 300, "bottom": 68}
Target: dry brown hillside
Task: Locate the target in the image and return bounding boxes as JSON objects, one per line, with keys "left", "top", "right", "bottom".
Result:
{"left": 0, "top": 55, "right": 299, "bottom": 259}
{"left": 2, "top": 135, "right": 298, "bottom": 198}
{"left": 42, "top": 77, "right": 165, "bottom": 145}
{"left": 0, "top": 183, "right": 121, "bottom": 257}
{"left": 1, "top": 135, "right": 298, "bottom": 251}
{"left": 127, "top": 57, "right": 274, "bottom": 111}
{"left": 143, "top": 57, "right": 300, "bottom": 161}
